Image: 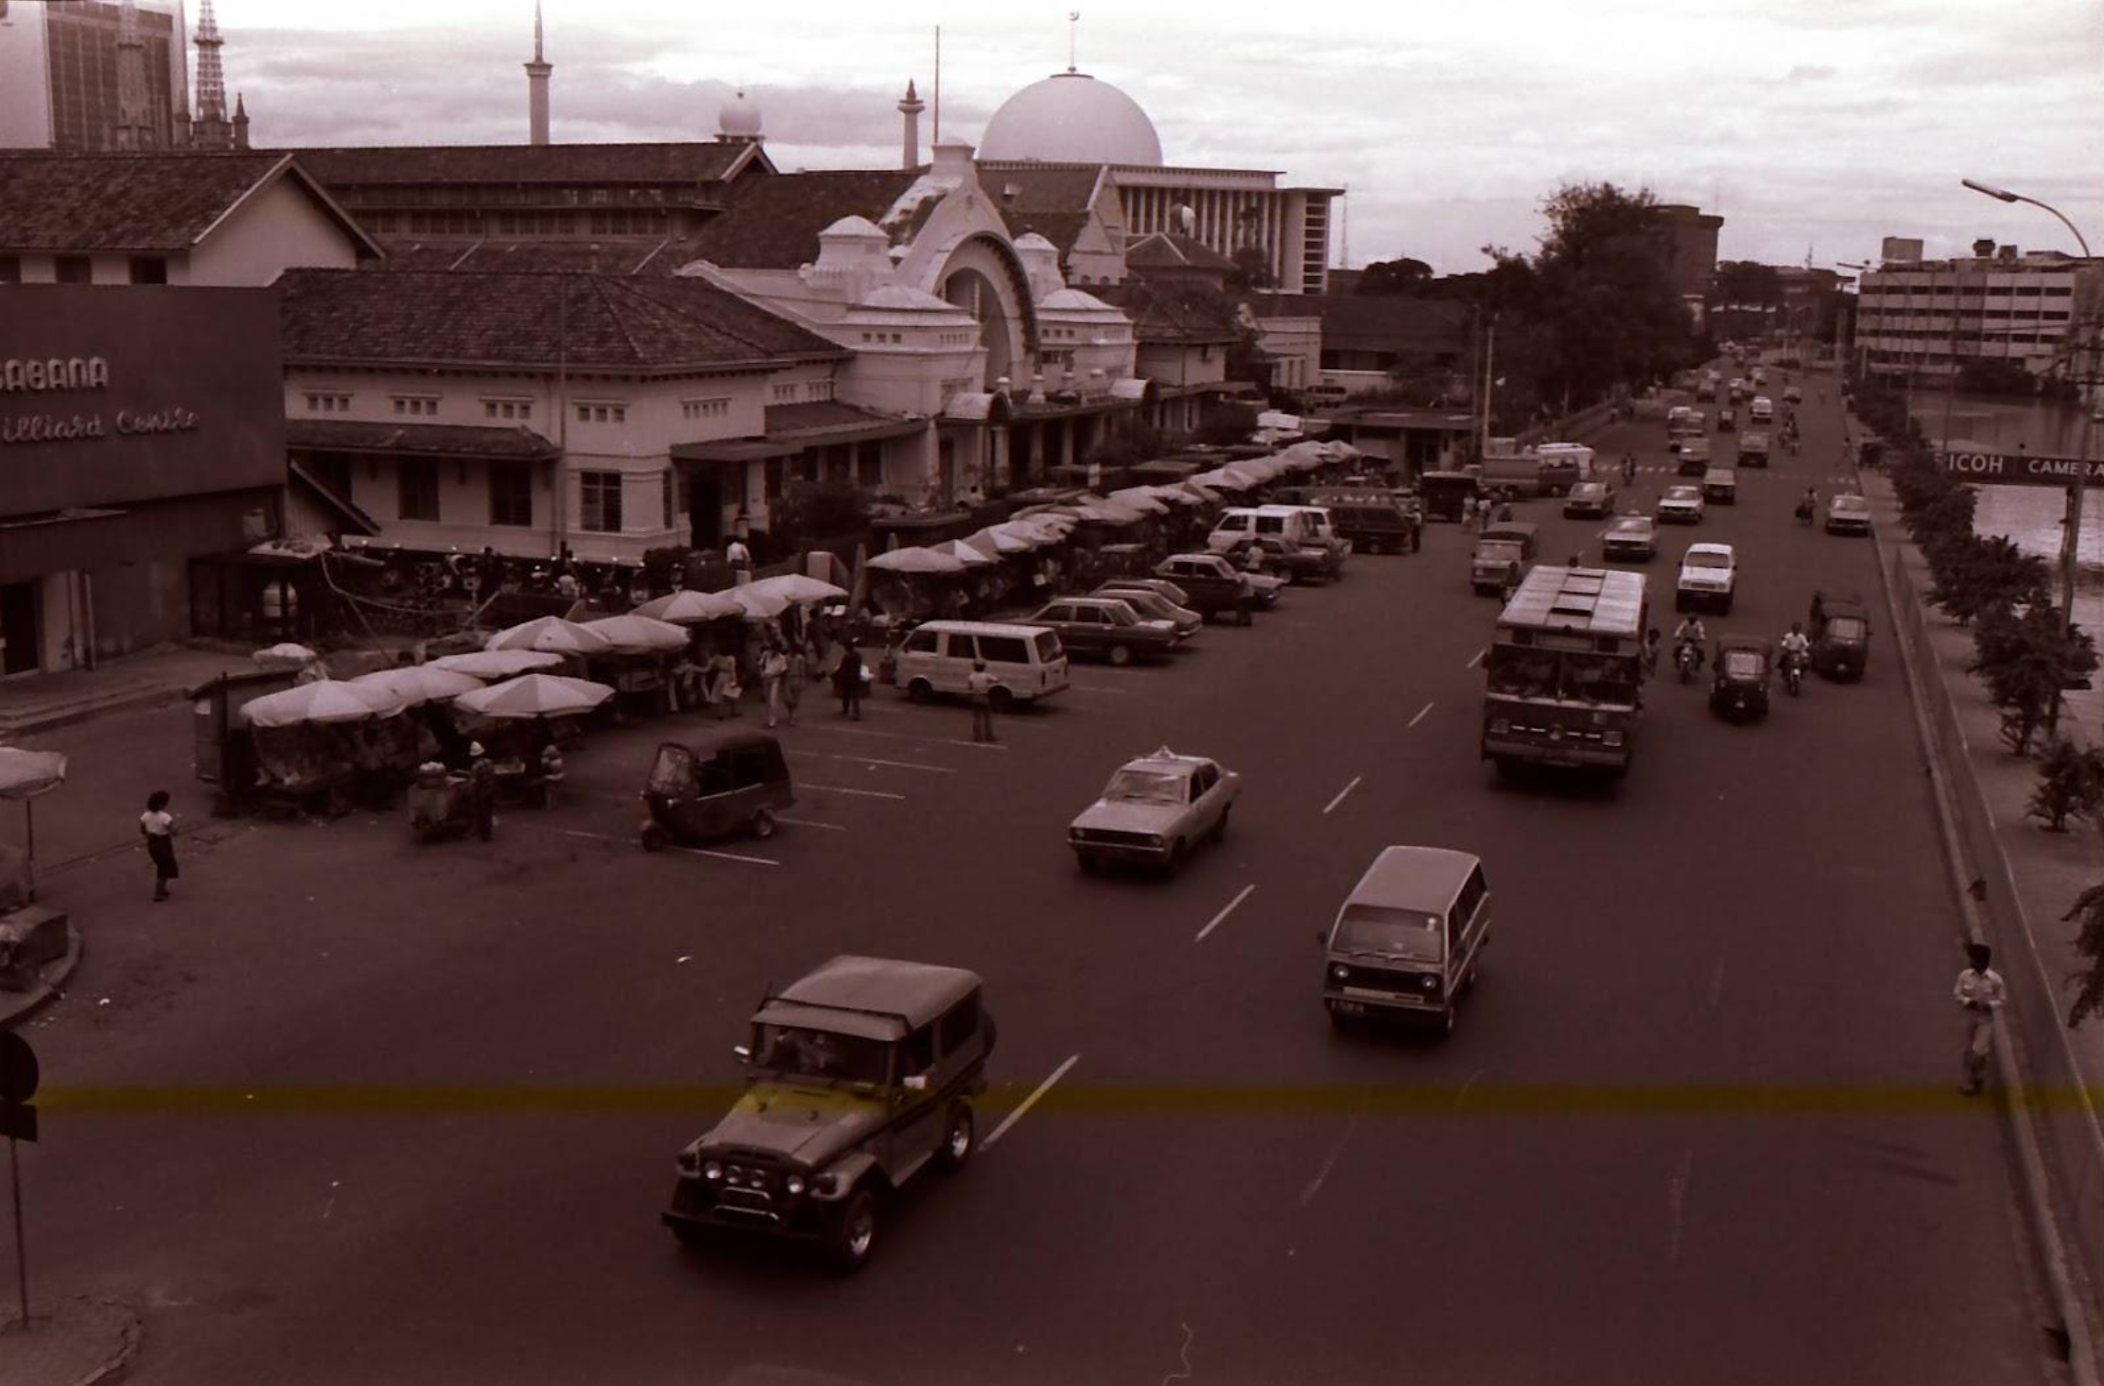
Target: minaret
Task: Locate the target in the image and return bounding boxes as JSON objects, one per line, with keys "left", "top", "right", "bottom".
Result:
{"left": 232, "top": 92, "right": 250, "bottom": 150}
{"left": 525, "top": 0, "right": 552, "bottom": 146}
{"left": 111, "top": 0, "right": 157, "bottom": 150}
{"left": 897, "top": 79, "right": 924, "bottom": 170}
{"left": 194, "top": 0, "right": 228, "bottom": 127}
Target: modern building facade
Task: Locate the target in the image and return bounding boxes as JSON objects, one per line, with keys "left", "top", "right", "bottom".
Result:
{"left": 1853, "top": 242, "right": 2103, "bottom": 381}
{"left": 1657, "top": 202, "right": 1724, "bottom": 303}
{"left": 0, "top": 0, "right": 251, "bottom": 153}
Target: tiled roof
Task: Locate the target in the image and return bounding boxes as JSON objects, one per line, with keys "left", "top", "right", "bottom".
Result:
{"left": 983, "top": 166, "right": 1103, "bottom": 213}
{"left": 286, "top": 419, "right": 561, "bottom": 460}
{"left": 763, "top": 401, "right": 924, "bottom": 442}
{"left": 287, "top": 142, "right": 755, "bottom": 187}
{"left": 1001, "top": 211, "right": 1090, "bottom": 257}
{"left": 277, "top": 270, "right": 847, "bottom": 371}
{"left": 683, "top": 170, "right": 922, "bottom": 269}
{"left": 0, "top": 151, "right": 375, "bottom": 254}
{"left": 1126, "top": 232, "right": 1235, "bottom": 273}
{"left": 375, "top": 238, "right": 706, "bottom": 276}
{"left": 1094, "top": 281, "right": 1243, "bottom": 345}
{"left": 1248, "top": 293, "right": 1472, "bottom": 350}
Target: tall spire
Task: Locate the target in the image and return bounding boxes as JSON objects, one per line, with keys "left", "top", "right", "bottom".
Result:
{"left": 897, "top": 79, "right": 925, "bottom": 171}
{"left": 194, "top": 0, "right": 228, "bottom": 126}
{"left": 112, "top": 0, "right": 157, "bottom": 150}
{"left": 525, "top": 0, "right": 553, "bottom": 146}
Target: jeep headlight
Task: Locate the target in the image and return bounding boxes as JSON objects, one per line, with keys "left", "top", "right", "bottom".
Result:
{"left": 1144, "top": 833, "right": 1165, "bottom": 847}
{"left": 702, "top": 1160, "right": 723, "bottom": 1182}
{"left": 785, "top": 1175, "right": 806, "bottom": 1197}
{"left": 677, "top": 1146, "right": 701, "bottom": 1175}
{"left": 1330, "top": 963, "right": 1349, "bottom": 982}
{"left": 814, "top": 1172, "right": 841, "bottom": 1196}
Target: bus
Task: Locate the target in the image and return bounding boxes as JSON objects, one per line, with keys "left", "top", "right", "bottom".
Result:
{"left": 1481, "top": 565, "right": 1649, "bottom": 779}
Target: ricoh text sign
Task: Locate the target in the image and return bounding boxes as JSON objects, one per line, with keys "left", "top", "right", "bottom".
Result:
{"left": 1937, "top": 449, "right": 2104, "bottom": 488}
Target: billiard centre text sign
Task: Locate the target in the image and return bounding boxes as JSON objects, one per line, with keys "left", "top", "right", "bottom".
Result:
{"left": 1937, "top": 448, "right": 2104, "bottom": 488}
{"left": 0, "top": 286, "right": 283, "bottom": 514}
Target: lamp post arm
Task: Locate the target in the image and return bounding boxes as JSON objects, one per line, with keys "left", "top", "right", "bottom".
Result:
{"left": 2011, "top": 194, "right": 2093, "bottom": 260}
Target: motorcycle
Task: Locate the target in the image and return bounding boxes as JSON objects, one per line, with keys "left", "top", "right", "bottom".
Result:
{"left": 1781, "top": 650, "right": 1806, "bottom": 696}
{"left": 1675, "top": 641, "right": 1702, "bottom": 684}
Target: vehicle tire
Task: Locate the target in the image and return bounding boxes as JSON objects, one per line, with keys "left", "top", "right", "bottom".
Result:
{"left": 750, "top": 808, "right": 777, "bottom": 840}
{"left": 1076, "top": 853, "right": 1098, "bottom": 875}
{"left": 1434, "top": 1006, "right": 1457, "bottom": 1040}
{"left": 1238, "top": 605, "right": 1254, "bottom": 627}
{"left": 936, "top": 1102, "right": 975, "bottom": 1173}
{"left": 1165, "top": 840, "right": 1187, "bottom": 876}
{"left": 1328, "top": 1006, "right": 1359, "bottom": 1036}
{"left": 988, "top": 686, "right": 1015, "bottom": 714}
{"left": 1720, "top": 595, "right": 1733, "bottom": 616}
{"left": 640, "top": 822, "right": 668, "bottom": 852}
{"left": 907, "top": 678, "right": 933, "bottom": 703}
{"left": 1108, "top": 643, "right": 1133, "bottom": 667}
{"left": 827, "top": 1186, "right": 879, "bottom": 1273}
{"left": 1210, "top": 806, "right": 1231, "bottom": 844}
{"left": 1366, "top": 539, "right": 1384, "bottom": 556}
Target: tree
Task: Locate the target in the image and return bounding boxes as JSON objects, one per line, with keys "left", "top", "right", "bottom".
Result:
{"left": 1226, "top": 246, "right": 1274, "bottom": 294}
{"left": 2066, "top": 882, "right": 2104, "bottom": 1028}
{"left": 1970, "top": 603, "right": 2099, "bottom": 753}
{"left": 1356, "top": 257, "right": 1434, "bottom": 296}
{"left": 2027, "top": 738, "right": 2104, "bottom": 832}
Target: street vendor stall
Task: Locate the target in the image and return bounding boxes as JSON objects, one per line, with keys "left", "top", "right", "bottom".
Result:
{"left": 0, "top": 748, "right": 66, "bottom": 906}
{"left": 452, "top": 673, "right": 614, "bottom": 802}
{"left": 582, "top": 613, "right": 690, "bottom": 717}
{"left": 241, "top": 679, "right": 413, "bottom": 814}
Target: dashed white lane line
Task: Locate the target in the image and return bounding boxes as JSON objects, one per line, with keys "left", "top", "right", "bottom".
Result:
{"left": 512, "top": 821, "right": 780, "bottom": 866}
{"left": 814, "top": 724, "right": 1008, "bottom": 752}
{"left": 1301, "top": 1090, "right": 1370, "bottom": 1208}
{"left": 1321, "top": 777, "right": 1361, "bottom": 816}
{"left": 1467, "top": 648, "right": 1486, "bottom": 669}
{"left": 774, "top": 816, "right": 847, "bottom": 832}
{"left": 799, "top": 782, "right": 907, "bottom": 801}
{"left": 784, "top": 749, "right": 955, "bottom": 773}
{"left": 1408, "top": 700, "right": 1435, "bottom": 729}
{"left": 1194, "top": 883, "right": 1257, "bottom": 943}
{"left": 984, "top": 1053, "right": 1080, "bottom": 1148}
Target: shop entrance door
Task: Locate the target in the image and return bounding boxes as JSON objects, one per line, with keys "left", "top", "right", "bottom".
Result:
{"left": 686, "top": 469, "right": 723, "bottom": 548}
{"left": 0, "top": 580, "right": 40, "bottom": 676}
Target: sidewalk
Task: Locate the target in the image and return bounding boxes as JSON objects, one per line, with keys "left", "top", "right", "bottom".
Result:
{"left": 1862, "top": 464, "right": 2104, "bottom": 1372}
{"left": 1, "top": 1296, "right": 143, "bottom": 1386}
{"left": 0, "top": 646, "right": 253, "bottom": 739}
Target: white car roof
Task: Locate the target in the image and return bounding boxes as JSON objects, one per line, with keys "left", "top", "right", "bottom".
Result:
{"left": 1663, "top": 486, "right": 1703, "bottom": 499}
{"left": 1685, "top": 542, "right": 1735, "bottom": 559}
{"left": 1122, "top": 747, "right": 1217, "bottom": 775}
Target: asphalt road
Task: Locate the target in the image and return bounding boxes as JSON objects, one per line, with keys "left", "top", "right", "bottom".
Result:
{"left": 17, "top": 367, "right": 2063, "bottom": 1385}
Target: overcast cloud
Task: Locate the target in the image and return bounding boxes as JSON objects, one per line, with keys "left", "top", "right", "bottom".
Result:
{"left": 205, "top": 0, "right": 2103, "bottom": 274}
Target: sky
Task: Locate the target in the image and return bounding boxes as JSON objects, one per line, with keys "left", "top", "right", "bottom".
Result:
{"left": 188, "top": 0, "right": 2103, "bottom": 276}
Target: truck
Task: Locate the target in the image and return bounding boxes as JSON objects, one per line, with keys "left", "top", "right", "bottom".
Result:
{"left": 1481, "top": 565, "right": 1649, "bottom": 780}
{"left": 1476, "top": 439, "right": 1592, "bottom": 498}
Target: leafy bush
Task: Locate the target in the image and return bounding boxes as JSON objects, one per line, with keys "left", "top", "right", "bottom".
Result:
{"left": 2028, "top": 738, "right": 2104, "bottom": 832}
{"left": 2066, "top": 883, "right": 2104, "bottom": 1028}
{"left": 1970, "top": 604, "right": 2100, "bottom": 753}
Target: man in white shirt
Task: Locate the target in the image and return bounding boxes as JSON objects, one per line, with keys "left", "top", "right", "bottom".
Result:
{"left": 1954, "top": 943, "right": 2007, "bottom": 1096}
{"left": 966, "top": 660, "right": 997, "bottom": 743}
{"left": 725, "top": 537, "right": 753, "bottom": 578}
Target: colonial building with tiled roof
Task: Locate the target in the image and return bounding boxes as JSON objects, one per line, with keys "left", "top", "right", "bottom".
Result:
{"left": 0, "top": 150, "right": 380, "bottom": 285}
{"left": 273, "top": 268, "right": 960, "bottom": 561}
{"left": 1094, "top": 278, "right": 1250, "bottom": 437}
{"left": 983, "top": 164, "right": 1128, "bottom": 285}
{"left": 1248, "top": 294, "right": 1472, "bottom": 375}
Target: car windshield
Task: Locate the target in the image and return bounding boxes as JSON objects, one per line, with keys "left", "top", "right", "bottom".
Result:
{"left": 1666, "top": 489, "right": 1699, "bottom": 502}
{"left": 1612, "top": 523, "right": 1651, "bottom": 539}
{"left": 1105, "top": 768, "right": 1187, "bottom": 804}
{"left": 1835, "top": 498, "right": 1867, "bottom": 513}
{"left": 1334, "top": 905, "right": 1445, "bottom": 961}
{"left": 1487, "top": 646, "right": 1640, "bottom": 705}
{"left": 1721, "top": 649, "right": 1767, "bottom": 678}
{"left": 752, "top": 1024, "right": 893, "bottom": 1085}
{"left": 1825, "top": 616, "right": 1867, "bottom": 640}
{"left": 1686, "top": 552, "right": 1731, "bottom": 569}
{"left": 1476, "top": 541, "right": 1522, "bottom": 562}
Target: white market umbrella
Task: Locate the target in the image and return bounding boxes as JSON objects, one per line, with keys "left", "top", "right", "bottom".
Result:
{"left": 936, "top": 539, "right": 996, "bottom": 567}
{"left": 484, "top": 615, "right": 612, "bottom": 656}
{"left": 251, "top": 642, "right": 318, "bottom": 668}
{"left": 352, "top": 665, "right": 484, "bottom": 706}
{"left": 1146, "top": 485, "right": 1203, "bottom": 507}
{"left": 1190, "top": 468, "right": 1254, "bottom": 491}
{"left": 722, "top": 585, "right": 793, "bottom": 621}
{"left": 453, "top": 673, "right": 615, "bottom": 720}
{"left": 242, "top": 679, "right": 405, "bottom": 728}
{"left": 744, "top": 573, "right": 849, "bottom": 605}
{"left": 967, "top": 526, "right": 1037, "bottom": 555}
{"left": 867, "top": 546, "right": 967, "bottom": 575}
{"left": 632, "top": 589, "right": 744, "bottom": 624}
{"left": 0, "top": 747, "right": 66, "bottom": 879}
{"left": 429, "top": 649, "right": 566, "bottom": 680}
{"left": 1107, "top": 487, "right": 1171, "bottom": 515}
{"left": 582, "top": 614, "right": 692, "bottom": 654}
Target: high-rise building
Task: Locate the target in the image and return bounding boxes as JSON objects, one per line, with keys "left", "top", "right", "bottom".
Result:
{"left": 0, "top": 0, "right": 189, "bottom": 151}
{"left": 1853, "top": 242, "right": 2101, "bottom": 381}
{"left": 1656, "top": 203, "right": 1724, "bottom": 302}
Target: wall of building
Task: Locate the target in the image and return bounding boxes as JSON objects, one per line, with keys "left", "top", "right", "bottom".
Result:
{"left": 1255, "top": 314, "right": 1320, "bottom": 391}
{"left": 186, "top": 175, "right": 366, "bottom": 285}
{"left": 1854, "top": 260, "right": 2099, "bottom": 378}
{"left": 0, "top": 4, "right": 54, "bottom": 150}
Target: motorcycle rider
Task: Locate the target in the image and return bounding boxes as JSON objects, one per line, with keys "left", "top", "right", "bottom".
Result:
{"left": 1954, "top": 943, "right": 2007, "bottom": 1096}
{"left": 1796, "top": 486, "right": 1818, "bottom": 523}
{"left": 1673, "top": 613, "right": 1708, "bottom": 671}
{"left": 1780, "top": 621, "right": 1812, "bottom": 684}
{"left": 1621, "top": 453, "right": 1638, "bottom": 486}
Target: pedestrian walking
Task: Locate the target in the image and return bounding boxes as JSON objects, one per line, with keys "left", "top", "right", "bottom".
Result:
{"left": 966, "top": 659, "right": 997, "bottom": 743}
{"left": 1461, "top": 494, "right": 1478, "bottom": 530}
{"left": 761, "top": 643, "right": 790, "bottom": 729}
{"left": 709, "top": 650, "right": 741, "bottom": 720}
{"left": 140, "top": 790, "right": 179, "bottom": 902}
{"left": 725, "top": 536, "right": 753, "bottom": 582}
{"left": 783, "top": 645, "right": 807, "bottom": 726}
{"left": 467, "top": 743, "right": 497, "bottom": 842}
{"left": 836, "top": 644, "right": 865, "bottom": 720}
{"left": 1954, "top": 943, "right": 2007, "bottom": 1095}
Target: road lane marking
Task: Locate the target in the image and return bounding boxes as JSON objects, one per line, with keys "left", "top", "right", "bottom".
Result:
{"left": 814, "top": 724, "right": 1008, "bottom": 752}
{"left": 1195, "top": 883, "right": 1257, "bottom": 942}
{"left": 774, "top": 816, "right": 847, "bottom": 832}
{"left": 1467, "top": 648, "right": 1486, "bottom": 669}
{"left": 1068, "top": 683, "right": 1131, "bottom": 695}
{"left": 1321, "top": 777, "right": 1361, "bottom": 816}
{"left": 1667, "top": 1148, "right": 1694, "bottom": 1264}
{"left": 1408, "top": 701, "right": 1435, "bottom": 729}
{"left": 799, "top": 782, "right": 907, "bottom": 800}
{"left": 512, "top": 821, "right": 780, "bottom": 866}
{"left": 983, "top": 1053, "right": 1079, "bottom": 1148}
{"left": 1301, "top": 1090, "right": 1370, "bottom": 1207}
{"left": 1454, "top": 1068, "right": 1489, "bottom": 1111}
{"left": 785, "top": 749, "right": 954, "bottom": 773}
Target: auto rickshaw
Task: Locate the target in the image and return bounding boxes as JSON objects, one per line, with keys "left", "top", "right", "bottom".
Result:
{"left": 1809, "top": 588, "right": 1872, "bottom": 682}
{"left": 640, "top": 732, "right": 795, "bottom": 849}
{"left": 1716, "top": 407, "right": 1736, "bottom": 433}
{"left": 1709, "top": 635, "right": 1773, "bottom": 722}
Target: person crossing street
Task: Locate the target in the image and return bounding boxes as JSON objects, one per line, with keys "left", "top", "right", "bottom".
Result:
{"left": 966, "top": 659, "right": 998, "bottom": 743}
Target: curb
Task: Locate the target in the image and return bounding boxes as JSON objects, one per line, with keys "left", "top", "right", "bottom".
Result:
{"left": 0, "top": 1295, "right": 143, "bottom": 1386}
{"left": 1865, "top": 469, "right": 2103, "bottom": 1384}
{"left": 0, "top": 923, "right": 83, "bottom": 1032}
{"left": 71, "top": 1295, "right": 143, "bottom": 1386}
{"left": 0, "top": 683, "right": 192, "bottom": 740}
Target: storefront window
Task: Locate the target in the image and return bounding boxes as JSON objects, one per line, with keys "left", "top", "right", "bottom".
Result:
{"left": 489, "top": 464, "right": 532, "bottom": 527}
{"left": 580, "top": 471, "right": 624, "bottom": 533}
{"left": 398, "top": 460, "right": 440, "bottom": 521}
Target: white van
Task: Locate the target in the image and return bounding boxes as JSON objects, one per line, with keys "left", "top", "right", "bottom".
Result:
{"left": 1261, "top": 504, "right": 1350, "bottom": 555}
{"left": 1207, "top": 506, "right": 1318, "bottom": 554}
{"left": 1319, "top": 845, "right": 1492, "bottom": 1036}
{"left": 1749, "top": 395, "right": 1775, "bottom": 423}
{"left": 893, "top": 621, "right": 1069, "bottom": 709}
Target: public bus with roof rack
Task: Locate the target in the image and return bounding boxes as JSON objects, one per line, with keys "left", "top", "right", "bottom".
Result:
{"left": 1481, "top": 565, "right": 1650, "bottom": 780}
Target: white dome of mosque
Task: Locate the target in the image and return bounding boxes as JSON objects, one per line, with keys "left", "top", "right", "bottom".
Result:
{"left": 978, "top": 71, "right": 1162, "bottom": 166}
{"left": 718, "top": 89, "right": 763, "bottom": 140}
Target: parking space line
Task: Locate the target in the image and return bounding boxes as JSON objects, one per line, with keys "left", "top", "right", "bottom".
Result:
{"left": 774, "top": 816, "right": 847, "bottom": 832}
{"left": 1408, "top": 701, "right": 1435, "bottom": 729}
{"left": 985, "top": 1054, "right": 1080, "bottom": 1148}
{"left": 812, "top": 724, "right": 1008, "bottom": 752}
{"left": 1194, "top": 883, "right": 1257, "bottom": 943}
{"left": 1467, "top": 648, "right": 1486, "bottom": 669}
{"left": 799, "top": 782, "right": 908, "bottom": 801}
{"left": 1321, "top": 777, "right": 1361, "bottom": 816}
{"left": 1068, "top": 683, "right": 1131, "bottom": 695}
{"left": 512, "top": 820, "right": 779, "bottom": 866}
{"left": 784, "top": 749, "right": 955, "bottom": 773}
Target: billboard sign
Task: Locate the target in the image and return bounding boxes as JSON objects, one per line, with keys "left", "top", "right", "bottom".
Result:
{"left": 0, "top": 286, "right": 284, "bottom": 518}
{"left": 1937, "top": 448, "right": 2104, "bottom": 488}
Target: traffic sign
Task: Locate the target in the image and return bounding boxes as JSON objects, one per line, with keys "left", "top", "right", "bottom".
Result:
{"left": 0, "top": 1032, "right": 35, "bottom": 1107}
{"left": 0, "top": 1105, "right": 32, "bottom": 1143}
{"left": 1936, "top": 449, "right": 2104, "bottom": 488}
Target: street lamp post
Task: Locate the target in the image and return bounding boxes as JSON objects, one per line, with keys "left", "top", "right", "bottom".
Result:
{"left": 1962, "top": 179, "right": 2097, "bottom": 643}
{"left": 1838, "top": 261, "right": 1874, "bottom": 384}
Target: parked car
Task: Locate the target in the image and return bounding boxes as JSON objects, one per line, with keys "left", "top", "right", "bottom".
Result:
{"left": 1068, "top": 748, "right": 1241, "bottom": 875}
{"left": 1222, "top": 534, "right": 1339, "bottom": 584}
{"left": 1155, "top": 553, "right": 1266, "bottom": 624}
{"left": 1676, "top": 542, "right": 1737, "bottom": 614}
{"left": 1600, "top": 514, "right": 1658, "bottom": 563}
{"left": 1656, "top": 484, "right": 1706, "bottom": 525}
{"left": 1093, "top": 583, "right": 1203, "bottom": 640}
{"left": 661, "top": 955, "right": 995, "bottom": 1272}
{"left": 1824, "top": 493, "right": 1872, "bottom": 535}
{"left": 1563, "top": 481, "right": 1615, "bottom": 518}
{"left": 1022, "top": 597, "right": 1180, "bottom": 665}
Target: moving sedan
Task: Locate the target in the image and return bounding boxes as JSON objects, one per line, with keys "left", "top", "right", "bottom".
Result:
{"left": 1563, "top": 481, "right": 1616, "bottom": 518}
{"left": 1068, "top": 748, "right": 1240, "bottom": 875}
{"left": 1657, "top": 484, "right": 1706, "bottom": 525}
{"left": 1599, "top": 514, "right": 1658, "bottom": 563}
{"left": 1825, "top": 493, "right": 1873, "bottom": 535}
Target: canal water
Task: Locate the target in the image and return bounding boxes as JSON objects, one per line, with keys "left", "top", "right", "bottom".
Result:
{"left": 1920, "top": 391, "right": 2102, "bottom": 737}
